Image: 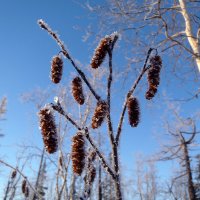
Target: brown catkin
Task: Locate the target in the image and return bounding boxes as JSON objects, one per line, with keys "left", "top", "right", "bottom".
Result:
{"left": 51, "top": 56, "right": 63, "bottom": 84}
{"left": 91, "top": 36, "right": 112, "bottom": 69}
{"left": 59, "top": 156, "right": 63, "bottom": 167}
{"left": 127, "top": 97, "right": 140, "bottom": 127}
{"left": 72, "top": 77, "right": 85, "bottom": 105}
{"left": 25, "top": 187, "right": 29, "bottom": 197}
{"left": 71, "top": 132, "right": 85, "bottom": 175}
{"left": 146, "top": 55, "right": 162, "bottom": 100}
{"left": 11, "top": 170, "right": 17, "bottom": 179}
{"left": 39, "top": 107, "right": 58, "bottom": 154}
{"left": 91, "top": 101, "right": 108, "bottom": 129}
{"left": 22, "top": 179, "right": 26, "bottom": 194}
{"left": 88, "top": 165, "right": 96, "bottom": 184}
{"left": 88, "top": 150, "right": 96, "bottom": 162}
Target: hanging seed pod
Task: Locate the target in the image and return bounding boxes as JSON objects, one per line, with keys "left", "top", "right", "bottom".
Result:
{"left": 88, "top": 165, "right": 96, "bottom": 184}
{"left": 88, "top": 150, "right": 96, "bottom": 162}
{"left": 72, "top": 77, "right": 85, "bottom": 105}
{"left": 91, "top": 36, "right": 112, "bottom": 69}
{"left": 11, "top": 170, "right": 17, "bottom": 179}
{"left": 91, "top": 101, "right": 108, "bottom": 129}
{"left": 71, "top": 132, "right": 85, "bottom": 175}
{"left": 25, "top": 186, "right": 29, "bottom": 197}
{"left": 145, "top": 87, "right": 157, "bottom": 100}
{"left": 21, "top": 179, "right": 27, "bottom": 194}
{"left": 127, "top": 97, "right": 140, "bottom": 127}
{"left": 146, "top": 55, "right": 162, "bottom": 100}
{"left": 51, "top": 55, "right": 63, "bottom": 84}
{"left": 39, "top": 106, "right": 58, "bottom": 154}
{"left": 59, "top": 156, "right": 63, "bottom": 167}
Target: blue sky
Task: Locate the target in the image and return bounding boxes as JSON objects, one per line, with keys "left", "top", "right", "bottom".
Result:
{"left": 0, "top": 0, "right": 200, "bottom": 197}
{"left": 0, "top": 0, "right": 91, "bottom": 148}
{"left": 0, "top": 0, "right": 97, "bottom": 189}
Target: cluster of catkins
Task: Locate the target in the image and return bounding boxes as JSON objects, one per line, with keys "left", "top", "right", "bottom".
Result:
{"left": 39, "top": 107, "right": 58, "bottom": 154}
{"left": 39, "top": 29, "right": 163, "bottom": 186}
{"left": 50, "top": 55, "right": 85, "bottom": 106}
{"left": 127, "top": 55, "right": 162, "bottom": 127}
{"left": 89, "top": 35, "right": 118, "bottom": 128}
{"left": 39, "top": 34, "right": 115, "bottom": 155}
{"left": 21, "top": 179, "right": 29, "bottom": 198}
{"left": 39, "top": 54, "right": 86, "bottom": 156}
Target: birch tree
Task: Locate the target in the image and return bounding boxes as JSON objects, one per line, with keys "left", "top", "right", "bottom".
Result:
{"left": 83, "top": 0, "right": 200, "bottom": 77}
{"left": 156, "top": 112, "right": 200, "bottom": 200}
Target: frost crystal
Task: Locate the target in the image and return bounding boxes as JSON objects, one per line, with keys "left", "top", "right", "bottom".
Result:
{"left": 54, "top": 96, "right": 59, "bottom": 104}
{"left": 37, "top": 19, "right": 48, "bottom": 30}
{"left": 109, "top": 31, "right": 120, "bottom": 41}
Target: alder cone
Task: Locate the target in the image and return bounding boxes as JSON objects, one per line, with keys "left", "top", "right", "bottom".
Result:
{"left": 91, "top": 37, "right": 111, "bottom": 69}
{"left": 21, "top": 179, "right": 26, "bottom": 194}
{"left": 146, "top": 55, "right": 162, "bottom": 100}
{"left": 51, "top": 56, "right": 63, "bottom": 84}
{"left": 59, "top": 156, "right": 63, "bottom": 167}
{"left": 88, "top": 165, "right": 96, "bottom": 184}
{"left": 145, "top": 87, "right": 157, "bottom": 100}
{"left": 11, "top": 170, "right": 17, "bottom": 179}
{"left": 88, "top": 150, "right": 96, "bottom": 162}
{"left": 91, "top": 101, "right": 108, "bottom": 129}
{"left": 72, "top": 77, "right": 85, "bottom": 105}
{"left": 39, "top": 107, "right": 58, "bottom": 154}
{"left": 127, "top": 97, "right": 140, "bottom": 127}
{"left": 71, "top": 132, "right": 85, "bottom": 175}
{"left": 25, "top": 187, "right": 29, "bottom": 197}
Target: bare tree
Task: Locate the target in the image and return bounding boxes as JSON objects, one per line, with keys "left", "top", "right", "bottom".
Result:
{"left": 37, "top": 18, "right": 163, "bottom": 200}
{"left": 81, "top": 0, "right": 200, "bottom": 84}
{"left": 156, "top": 112, "right": 199, "bottom": 200}
{"left": 194, "top": 154, "right": 200, "bottom": 199}
{"left": 132, "top": 155, "right": 160, "bottom": 200}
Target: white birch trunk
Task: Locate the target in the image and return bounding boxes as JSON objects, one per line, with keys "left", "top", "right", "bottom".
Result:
{"left": 179, "top": 0, "right": 200, "bottom": 72}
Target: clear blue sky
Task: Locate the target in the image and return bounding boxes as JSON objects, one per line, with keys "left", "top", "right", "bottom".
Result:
{"left": 0, "top": 0, "right": 98, "bottom": 189}
{"left": 0, "top": 0, "right": 200, "bottom": 196}
{"left": 0, "top": 0, "right": 92, "bottom": 151}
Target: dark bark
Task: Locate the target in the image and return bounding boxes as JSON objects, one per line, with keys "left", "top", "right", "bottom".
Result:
{"left": 98, "top": 164, "right": 102, "bottom": 200}
{"left": 69, "top": 174, "right": 76, "bottom": 200}
{"left": 32, "top": 148, "right": 45, "bottom": 200}
{"left": 182, "top": 142, "right": 197, "bottom": 200}
{"left": 3, "top": 180, "right": 11, "bottom": 200}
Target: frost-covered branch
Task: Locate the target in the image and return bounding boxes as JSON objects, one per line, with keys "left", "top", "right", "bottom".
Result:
{"left": 51, "top": 101, "right": 116, "bottom": 181}
{"left": 0, "top": 159, "right": 42, "bottom": 199}
{"left": 116, "top": 48, "right": 153, "bottom": 145}
{"left": 38, "top": 19, "right": 101, "bottom": 101}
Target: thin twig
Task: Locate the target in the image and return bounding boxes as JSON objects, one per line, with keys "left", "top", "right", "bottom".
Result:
{"left": 116, "top": 48, "right": 154, "bottom": 145}
{"left": 106, "top": 37, "right": 118, "bottom": 145}
{"left": 0, "top": 159, "right": 42, "bottom": 199}
{"left": 51, "top": 101, "right": 116, "bottom": 180}
{"left": 38, "top": 19, "right": 101, "bottom": 101}
{"left": 83, "top": 128, "right": 116, "bottom": 180}
{"left": 106, "top": 36, "right": 122, "bottom": 200}
{"left": 51, "top": 102, "right": 81, "bottom": 130}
